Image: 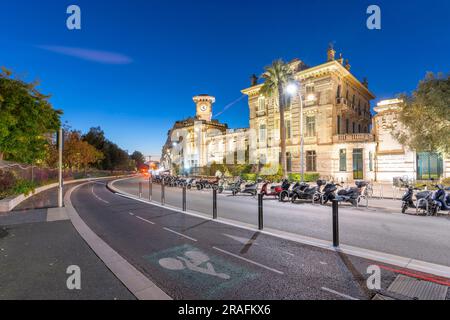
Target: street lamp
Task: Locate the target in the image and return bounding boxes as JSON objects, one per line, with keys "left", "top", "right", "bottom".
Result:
{"left": 286, "top": 81, "right": 312, "bottom": 183}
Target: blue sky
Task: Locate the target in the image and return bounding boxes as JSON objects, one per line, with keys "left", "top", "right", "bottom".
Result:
{"left": 1, "top": 0, "right": 449, "bottom": 157}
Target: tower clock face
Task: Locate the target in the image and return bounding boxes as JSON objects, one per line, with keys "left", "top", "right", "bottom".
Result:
{"left": 200, "top": 105, "right": 208, "bottom": 112}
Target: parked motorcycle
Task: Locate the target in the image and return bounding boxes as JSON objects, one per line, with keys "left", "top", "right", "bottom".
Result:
{"left": 430, "top": 184, "right": 450, "bottom": 214}
{"left": 232, "top": 179, "right": 259, "bottom": 196}
{"left": 291, "top": 180, "right": 325, "bottom": 203}
{"left": 319, "top": 181, "right": 339, "bottom": 204}
{"left": 217, "top": 178, "right": 241, "bottom": 194}
{"left": 335, "top": 181, "right": 368, "bottom": 206}
{"left": 278, "top": 181, "right": 300, "bottom": 202}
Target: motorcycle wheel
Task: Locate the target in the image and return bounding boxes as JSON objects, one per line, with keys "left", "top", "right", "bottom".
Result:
{"left": 321, "top": 195, "right": 329, "bottom": 205}
{"left": 187, "top": 184, "right": 192, "bottom": 190}
{"left": 232, "top": 190, "right": 237, "bottom": 196}
{"left": 197, "top": 185, "right": 202, "bottom": 191}
{"left": 291, "top": 194, "right": 298, "bottom": 203}
{"left": 218, "top": 187, "right": 224, "bottom": 194}
{"left": 279, "top": 191, "right": 288, "bottom": 202}
{"left": 252, "top": 190, "right": 257, "bottom": 197}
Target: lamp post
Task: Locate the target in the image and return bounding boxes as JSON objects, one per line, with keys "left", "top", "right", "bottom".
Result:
{"left": 286, "top": 82, "right": 316, "bottom": 183}
{"left": 57, "top": 128, "right": 64, "bottom": 208}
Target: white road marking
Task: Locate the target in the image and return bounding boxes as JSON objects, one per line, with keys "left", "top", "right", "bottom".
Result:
{"left": 91, "top": 185, "right": 110, "bottom": 204}
{"left": 163, "top": 227, "right": 197, "bottom": 242}
{"left": 212, "top": 246, "right": 284, "bottom": 275}
{"left": 321, "top": 287, "right": 359, "bottom": 300}
{"left": 136, "top": 216, "right": 155, "bottom": 225}
{"left": 128, "top": 212, "right": 135, "bottom": 216}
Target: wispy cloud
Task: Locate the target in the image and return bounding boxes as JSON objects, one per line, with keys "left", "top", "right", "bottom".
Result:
{"left": 36, "top": 45, "right": 133, "bottom": 65}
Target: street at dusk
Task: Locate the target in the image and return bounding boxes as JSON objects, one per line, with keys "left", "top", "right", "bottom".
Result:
{"left": 1, "top": 0, "right": 450, "bottom": 314}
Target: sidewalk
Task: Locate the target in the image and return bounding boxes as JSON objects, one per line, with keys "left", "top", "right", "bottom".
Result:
{"left": 0, "top": 186, "right": 135, "bottom": 300}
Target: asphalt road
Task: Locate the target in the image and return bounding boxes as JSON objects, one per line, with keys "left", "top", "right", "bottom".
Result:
{"left": 112, "top": 177, "right": 450, "bottom": 267}
{"left": 68, "top": 179, "right": 433, "bottom": 300}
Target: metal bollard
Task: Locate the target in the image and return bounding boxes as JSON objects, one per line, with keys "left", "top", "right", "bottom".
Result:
{"left": 213, "top": 189, "right": 217, "bottom": 219}
{"left": 149, "top": 177, "right": 153, "bottom": 201}
{"left": 161, "top": 179, "right": 165, "bottom": 205}
{"left": 182, "top": 186, "right": 187, "bottom": 212}
{"left": 332, "top": 200, "right": 339, "bottom": 247}
{"left": 258, "top": 193, "right": 264, "bottom": 230}
{"left": 139, "top": 182, "right": 142, "bottom": 198}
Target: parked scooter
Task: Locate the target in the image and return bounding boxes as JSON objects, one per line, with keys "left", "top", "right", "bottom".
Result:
{"left": 319, "top": 181, "right": 339, "bottom": 204}
{"left": 430, "top": 184, "right": 450, "bottom": 214}
{"left": 260, "top": 180, "right": 282, "bottom": 198}
{"left": 232, "top": 179, "right": 260, "bottom": 196}
{"left": 279, "top": 181, "right": 301, "bottom": 202}
{"left": 217, "top": 178, "right": 241, "bottom": 194}
{"left": 291, "top": 180, "right": 325, "bottom": 203}
{"left": 335, "top": 181, "right": 368, "bottom": 206}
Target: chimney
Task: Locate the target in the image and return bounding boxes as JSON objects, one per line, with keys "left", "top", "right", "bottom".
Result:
{"left": 327, "top": 44, "right": 336, "bottom": 61}
{"left": 251, "top": 74, "right": 258, "bottom": 86}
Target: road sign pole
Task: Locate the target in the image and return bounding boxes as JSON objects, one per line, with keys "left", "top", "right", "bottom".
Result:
{"left": 213, "top": 189, "right": 217, "bottom": 219}
{"left": 258, "top": 193, "right": 264, "bottom": 230}
{"left": 182, "top": 186, "right": 187, "bottom": 212}
{"left": 139, "top": 182, "right": 142, "bottom": 198}
{"left": 332, "top": 200, "right": 339, "bottom": 247}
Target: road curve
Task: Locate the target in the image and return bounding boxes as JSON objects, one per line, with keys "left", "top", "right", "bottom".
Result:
{"left": 70, "top": 179, "right": 403, "bottom": 300}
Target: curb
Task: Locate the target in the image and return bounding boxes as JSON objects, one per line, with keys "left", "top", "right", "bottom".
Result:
{"left": 109, "top": 176, "right": 450, "bottom": 280}
{"left": 65, "top": 181, "right": 172, "bottom": 300}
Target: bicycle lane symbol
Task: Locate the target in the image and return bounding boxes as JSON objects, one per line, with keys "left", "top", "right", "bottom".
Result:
{"left": 143, "top": 244, "right": 258, "bottom": 299}
{"left": 159, "top": 250, "right": 230, "bottom": 280}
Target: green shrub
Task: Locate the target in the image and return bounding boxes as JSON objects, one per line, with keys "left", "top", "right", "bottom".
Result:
{"left": 12, "top": 180, "right": 37, "bottom": 196}
{"left": 260, "top": 165, "right": 283, "bottom": 182}
{"left": 289, "top": 173, "right": 320, "bottom": 182}
{"left": 241, "top": 173, "right": 258, "bottom": 181}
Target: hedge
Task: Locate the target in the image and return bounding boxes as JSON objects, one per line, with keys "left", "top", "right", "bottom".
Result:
{"left": 288, "top": 173, "right": 320, "bottom": 183}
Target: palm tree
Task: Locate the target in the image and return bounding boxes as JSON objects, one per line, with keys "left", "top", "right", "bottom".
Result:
{"left": 260, "top": 60, "right": 294, "bottom": 178}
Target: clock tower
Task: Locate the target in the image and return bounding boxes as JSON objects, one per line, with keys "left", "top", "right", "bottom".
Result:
{"left": 193, "top": 94, "right": 215, "bottom": 122}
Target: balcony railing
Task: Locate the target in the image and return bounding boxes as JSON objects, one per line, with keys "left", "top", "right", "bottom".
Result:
{"left": 332, "top": 133, "right": 374, "bottom": 143}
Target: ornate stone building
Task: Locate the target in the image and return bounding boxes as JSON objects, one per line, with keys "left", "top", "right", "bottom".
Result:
{"left": 162, "top": 48, "right": 449, "bottom": 182}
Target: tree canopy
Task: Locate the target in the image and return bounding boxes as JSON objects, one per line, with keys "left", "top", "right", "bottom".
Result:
{"left": 394, "top": 72, "right": 450, "bottom": 155}
{"left": 0, "top": 68, "right": 62, "bottom": 163}
{"left": 83, "top": 127, "right": 134, "bottom": 171}
{"left": 131, "top": 151, "right": 145, "bottom": 169}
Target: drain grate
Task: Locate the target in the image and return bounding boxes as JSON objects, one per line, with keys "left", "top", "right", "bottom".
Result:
{"left": 388, "top": 275, "right": 448, "bottom": 300}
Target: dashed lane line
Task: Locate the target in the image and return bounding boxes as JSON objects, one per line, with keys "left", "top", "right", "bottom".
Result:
{"left": 212, "top": 246, "right": 284, "bottom": 275}
{"left": 163, "top": 227, "right": 198, "bottom": 242}
{"left": 136, "top": 216, "right": 156, "bottom": 225}
{"left": 321, "top": 287, "right": 359, "bottom": 300}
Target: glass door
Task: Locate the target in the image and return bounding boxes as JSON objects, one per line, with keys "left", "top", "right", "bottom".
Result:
{"left": 352, "top": 149, "right": 364, "bottom": 180}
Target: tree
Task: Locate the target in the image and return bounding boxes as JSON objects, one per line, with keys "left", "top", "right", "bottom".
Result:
{"left": 0, "top": 67, "right": 62, "bottom": 163}
{"left": 394, "top": 72, "right": 450, "bottom": 154}
{"left": 260, "top": 60, "right": 295, "bottom": 178}
{"left": 131, "top": 151, "right": 145, "bottom": 169}
{"left": 63, "top": 131, "right": 103, "bottom": 171}
{"left": 83, "top": 127, "right": 130, "bottom": 171}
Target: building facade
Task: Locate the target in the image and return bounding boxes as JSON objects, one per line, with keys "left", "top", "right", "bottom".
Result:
{"left": 162, "top": 48, "right": 449, "bottom": 182}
